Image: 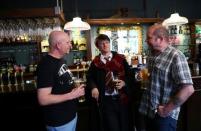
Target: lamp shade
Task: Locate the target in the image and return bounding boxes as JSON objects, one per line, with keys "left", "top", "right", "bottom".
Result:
{"left": 162, "top": 13, "right": 188, "bottom": 26}
{"left": 64, "top": 17, "right": 91, "bottom": 31}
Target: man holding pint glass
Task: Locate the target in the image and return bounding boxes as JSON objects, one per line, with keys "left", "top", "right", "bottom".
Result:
{"left": 139, "top": 24, "right": 194, "bottom": 131}
{"left": 87, "top": 34, "right": 133, "bottom": 131}
{"left": 37, "top": 31, "right": 85, "bottom": 131}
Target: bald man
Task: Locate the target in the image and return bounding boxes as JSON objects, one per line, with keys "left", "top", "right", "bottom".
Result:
{"left": 139, "top": 24, "right": 194, "bottom": 131}
{"left": 37, "top": 31, "right": 85, "bottom": 131}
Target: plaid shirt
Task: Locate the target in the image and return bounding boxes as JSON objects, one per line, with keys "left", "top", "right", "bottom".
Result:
{"left": 139, "top": 45, "right": 193, "bottom": 120}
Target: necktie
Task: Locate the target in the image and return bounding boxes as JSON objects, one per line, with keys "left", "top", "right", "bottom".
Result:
{"left": 104, "top": 57, "right": 110, "bottom": 64}
{"left": 104, "top": 57, "right": 114, "bottom": 94}
{"left": 105, "top": 71, "right": 114, "bottom": 94}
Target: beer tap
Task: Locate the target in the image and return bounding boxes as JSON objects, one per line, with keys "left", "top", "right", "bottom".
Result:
{"left": 0, "top": 72, "right": 3, "bottom": 91}
{"left": 81, "top": 61, "right": 87, "bottom": 81}
{"left": 76, "top": 64, "right": 79, "bottom": 79}
{"left": 14, "top": 65, "right": 20, "bottom": 91}
{"left": 20, "top": 65, "right": 26, "bottom": 91}
{"left": 14, "top": 71, "right": 18, "bottom": 91}
{"left": 7, "top": 65, "right": 13, "bottom": 92}
{"left": 0, "top": 68, "right": 5, "bottom": 93}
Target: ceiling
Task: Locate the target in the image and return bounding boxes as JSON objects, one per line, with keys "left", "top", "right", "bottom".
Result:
{"left": 0, "top": 0, "right": 200, "bottom": 21}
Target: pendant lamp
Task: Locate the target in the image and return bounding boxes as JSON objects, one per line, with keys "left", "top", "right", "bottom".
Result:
{"left": 162, "top": 0, "right": 188, "bottom": 26}
{"left": 64, "top": 17, "right": 90, "bottom": 31}
{"left": 63, "top": 0, "right": 90, "bottom": 31}
{"left": 162, "top": 13, "right": 188, "bottom": 26}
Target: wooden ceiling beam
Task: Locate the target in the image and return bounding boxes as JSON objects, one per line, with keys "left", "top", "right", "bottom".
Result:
{"left": 86, "top": 18, "right": 163, "bottom": 25}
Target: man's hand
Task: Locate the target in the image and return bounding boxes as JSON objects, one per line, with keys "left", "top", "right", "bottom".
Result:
{"left": 157, "top": 105, "right": 171, "bottom": 117}
{"left": 114, "top": 79, "right": 125, "bottom": 90}
{"left": 91, "top": 88, "right": 99, "bottom": 101}
{"left": 71, "top": 84, "right": 85, "bottom": 99}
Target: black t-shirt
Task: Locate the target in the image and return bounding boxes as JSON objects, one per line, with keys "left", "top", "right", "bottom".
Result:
{"left": 37, "top": 55, "right": 77, "bottom": 126}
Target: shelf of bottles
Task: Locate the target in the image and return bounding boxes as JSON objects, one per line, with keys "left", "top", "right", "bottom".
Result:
{"left": 0, "top": 17, "right": 63, "bottom": 93}
{"left": 168, "top": 24, "right": 192, "bottom": 59}
{"left": 65, "top": 29, "right": 89, "bottom": 83}
{"left": 195, "top": 24, "right": 201, "bottom": 54}
{"left": 0, "top": 17, "right": 63, "bottom": 63}
{"left": 63, "top": 29, "right": 88, "bottom": 66}
{"left": 196, "top": 25, "right": 201, "bottom": 42}
{"left": 168, "top": 25, "right": 190, "bottom": 36}
{"left": 195, "top": 24, "right": 201, "bottom": 76}
{"left": 0, "top": 17, "right": 62, "bottom": 43}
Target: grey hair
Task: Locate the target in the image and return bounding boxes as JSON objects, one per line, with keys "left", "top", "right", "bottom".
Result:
{"left": 152, "top": 24, "right": 169, "bottom": 41}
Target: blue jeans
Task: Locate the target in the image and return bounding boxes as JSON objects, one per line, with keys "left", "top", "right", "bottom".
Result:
{"left": 146, "top": 114, "right": 177, "bottom": 131}
{"left": 46, "top": 114, "right": 77, "bottom": 131}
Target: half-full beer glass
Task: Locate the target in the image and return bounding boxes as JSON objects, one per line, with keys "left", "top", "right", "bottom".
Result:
{"left": 140, "top": 67, "right": 149, "bottom": 89}
{"left": 74, "top": 78, "right": 86, "bottom": 102}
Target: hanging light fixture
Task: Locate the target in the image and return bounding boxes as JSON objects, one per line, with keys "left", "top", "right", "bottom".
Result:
{"left": 162, "top": 13, "right": 188, "bottom": 26}
{"left": 64, "top": 17, "right": 90, "bottom": 30}
{"left": 63, "top": 0, "right": 90, "bottom": 31}
{"left": 162, "top": 0, "right": 188, "bottom": 26}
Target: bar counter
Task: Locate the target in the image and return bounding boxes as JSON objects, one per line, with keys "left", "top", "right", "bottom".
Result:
{"left": 0, "top": 75, "right": 200, "bottom": 131}
{"left": 0, "top": 90, "right": 45, "bottom": 131}
{"left": 179, "top": 76, "right": 201, "bottom": 131}
{"left": 0, "top": 87, "right": 90, "bottom": 131}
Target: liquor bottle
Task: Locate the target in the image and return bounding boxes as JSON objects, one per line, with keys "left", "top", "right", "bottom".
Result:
{"left": 168, "top": 26, "right": 172, "bottom": 34}
{"left": 187, "top": 26, "right": 190, "bottom": 35}
{"left": 72, "top": 41, "right": 78, "bottom": 50}
{"left": 131, "top": 54, "right": 138, "bottom": 68}
{"left": 138, "top": 54, "right": 142, "bottom": 65}
{"left": 71, "top": 40, "right": 75, "bottom": 50}
{"left": 76, "top": 53, "right": 81, "bottom": 64}
{"left": 73, "top": 54, "right": 77, "bottom": 64}
{"left": 174, "top": 25, "right": 178, "bottom": 34}
{"left": 179, "top": 26, "right": 183, "bottom": 34}
{"left": 142, "top": 53, "right": 147, "bottom": 65}
{"left": 183, "top": 25, "right": 187, "bottom": 35}
{"left": 170, "top": 26, "right": 174, "bottom": 34}
{"left": 75, "top": 41, "right": 79, "bottom": 50}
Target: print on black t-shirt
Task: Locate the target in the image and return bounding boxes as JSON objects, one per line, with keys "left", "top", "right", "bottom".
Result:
{"left": 58, "top": 64, "right": 74, "bottom": 86}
